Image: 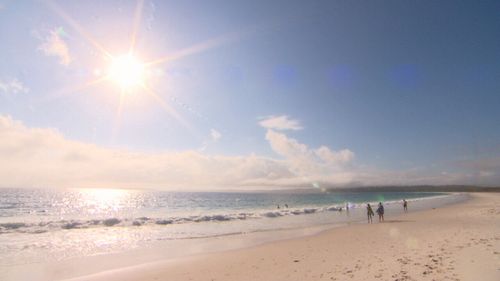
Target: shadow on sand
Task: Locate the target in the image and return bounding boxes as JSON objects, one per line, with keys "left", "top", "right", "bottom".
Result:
{"left": 381, "top": 219, "right": 415, "bottom": 223}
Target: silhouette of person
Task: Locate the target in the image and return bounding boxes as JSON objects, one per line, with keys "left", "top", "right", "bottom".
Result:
{"left": 367, "top": 204, "right": 374, "bottom": 223}
{"left": 376, "top": 202, "right": 385, "bottom": 222}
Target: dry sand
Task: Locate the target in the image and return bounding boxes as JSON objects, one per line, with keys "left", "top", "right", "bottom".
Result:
{"left": 67, "top": 193, "right": 500, "bottom": 281}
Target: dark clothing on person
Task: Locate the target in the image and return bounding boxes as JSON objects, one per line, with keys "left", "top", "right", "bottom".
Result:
{"left": 376, "top": 202, "right": 385, "bottom": 222}
{"left": 376, "top": 205, "right": 384, "bottom": 215}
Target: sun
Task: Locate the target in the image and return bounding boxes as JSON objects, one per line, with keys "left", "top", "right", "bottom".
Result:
{"left": 107, "top": 54, "right": 145, "bottom": 89}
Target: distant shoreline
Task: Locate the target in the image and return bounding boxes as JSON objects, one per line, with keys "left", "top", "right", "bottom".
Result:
{"left": 326, "top": 185, "right": 500, "bottom": 193}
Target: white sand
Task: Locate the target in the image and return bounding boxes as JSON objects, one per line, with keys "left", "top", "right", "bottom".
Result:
{"left": 60, "top": 192, "right": 499, "bottom": 281}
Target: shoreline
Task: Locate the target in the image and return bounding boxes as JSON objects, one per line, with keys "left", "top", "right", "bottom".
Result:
{"left": 2, "top": 192, "right": 497, "bottom": 281}
{"left": 60, "top": 192, "right": 498, "bottom": 281}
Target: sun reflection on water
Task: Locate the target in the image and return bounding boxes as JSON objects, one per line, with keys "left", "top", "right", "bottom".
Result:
{"left": 76, "top": 188, "right": 132, "bottom": 215}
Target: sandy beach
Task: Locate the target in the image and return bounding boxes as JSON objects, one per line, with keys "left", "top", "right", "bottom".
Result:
{"left": 2, "top": 1, "right": 498, "bottom": 280}
{"left": 61, "top": 193, "right": 499, "bottom": 281}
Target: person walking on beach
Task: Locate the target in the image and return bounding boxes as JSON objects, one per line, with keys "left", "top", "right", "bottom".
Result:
{"left": 367, "top": 204, "right": 374, "bottom": 223}
{"left": 376, "top": 202, "right": 384, "bottom": 222}
{"left": 403, "top": 199, "right": 408, "bottom": 212}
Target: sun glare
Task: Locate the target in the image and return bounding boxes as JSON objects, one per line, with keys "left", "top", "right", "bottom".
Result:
{"left": 78, "top": 188, "right": 131, "bottom": 213}
{"left": 108, "top": 54, "right": 145, "bottom": 89}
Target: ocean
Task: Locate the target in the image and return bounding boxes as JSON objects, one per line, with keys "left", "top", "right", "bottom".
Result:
{"left": 0, "top": 188, "right": 467, "bottom": 268}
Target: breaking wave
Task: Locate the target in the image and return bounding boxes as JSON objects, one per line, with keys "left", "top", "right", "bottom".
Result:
{"left": 0, "top": 204, "right": 349, "bottom": 234}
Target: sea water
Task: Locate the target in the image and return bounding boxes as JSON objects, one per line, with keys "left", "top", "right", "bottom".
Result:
{"left": 0, "top": 188, "right": 467, "bottom": 268}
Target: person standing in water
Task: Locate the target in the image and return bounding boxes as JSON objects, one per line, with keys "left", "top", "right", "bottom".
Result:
{"left": 403, "top": 199, "right": 408, "bottom": 212}
{"left": 376, "top": 202, "right": 385, "bottom": 222}
{"left": 367, "top": 204, "right": 374, "bottom": 223}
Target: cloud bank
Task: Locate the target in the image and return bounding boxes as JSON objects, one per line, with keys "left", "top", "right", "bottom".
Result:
{"left": 0, "top": 115, "right": 497, "bottom": 190}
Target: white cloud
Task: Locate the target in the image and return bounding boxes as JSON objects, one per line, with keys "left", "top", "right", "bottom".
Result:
{"left": 315, "top": 146, "right": 354, "bottom": 165}
{"left": 0, "top": 78, "right": 29, "bottom": 95}
{"left": 265, "top": 130, "right": 354, "bottom": 167}
{"left": 0, "top": 115, "right": 495, "bottom": 190}
{"left": 259, "top": 115, "right": 303, "bottom": 131}
{"left": 452, "top": 157, "right": 500, "bottom": 186}
{"left": 265, "top": 129, "right": 355, "bottom": 185}
{"left": 199, "top": 129, "right": 222, "bottom": 152}
{"left": 210, "top": 129, "right": 221, "bottom": 142}
{"left": 38, "top": 29, "right": 72, "bottom": 66}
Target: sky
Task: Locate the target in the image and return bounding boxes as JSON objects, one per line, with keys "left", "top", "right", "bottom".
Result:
{"left": 0, "top": 0, "right": 499, "bottom": 190}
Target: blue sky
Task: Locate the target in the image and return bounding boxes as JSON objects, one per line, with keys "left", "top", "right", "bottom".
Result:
{"left": 0, "top": 0, "right": 498, "bottom": 189}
